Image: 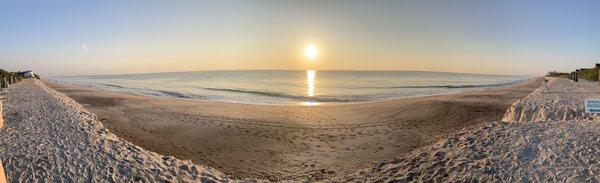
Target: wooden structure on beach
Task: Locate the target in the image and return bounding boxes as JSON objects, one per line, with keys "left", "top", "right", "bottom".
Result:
{"left": 568, "top": 63, "right": 600, "bottom": 82}
{"left": 0, "top": 75, "right": 21, "bottom": 89}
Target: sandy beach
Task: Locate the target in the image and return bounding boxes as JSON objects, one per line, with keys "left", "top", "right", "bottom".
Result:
{"left": 503, "top": 77, "right": 600, "bottom": 122}
{"left": 5, "top": 0, "right": 600, "bottom": 181}
{"left": 45, "top": 78, "right": 543, "bottom": 181}
{"left": 2, "top": 77, "right": 597, "bottom": 182}
{"left": 335, "top": 120, "right": 599, "bottom": 182}
{"left": 336, "top": 77, "right": 599, "bottom": 182}
{"left": 0, "top": 79, "right": 242, "bottom": 182}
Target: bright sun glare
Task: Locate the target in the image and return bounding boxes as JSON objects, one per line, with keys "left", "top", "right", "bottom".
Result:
{"left": 305, "top": 44, "right": 318, "bottom": 60}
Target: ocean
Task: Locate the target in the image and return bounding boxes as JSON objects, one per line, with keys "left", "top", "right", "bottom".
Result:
{"left": 51, "top": 70, "right": 533, "bottom": 105}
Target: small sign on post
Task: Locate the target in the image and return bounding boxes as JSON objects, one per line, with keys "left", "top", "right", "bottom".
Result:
{"left": 585, "top": 99, "right": 600, "bottom": 113}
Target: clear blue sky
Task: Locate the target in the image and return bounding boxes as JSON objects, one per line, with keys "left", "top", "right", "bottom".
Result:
{"left": 1, "top": 0, "right": 599, "bottom": 76}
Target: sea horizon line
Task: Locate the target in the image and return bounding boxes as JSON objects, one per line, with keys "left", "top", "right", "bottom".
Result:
{"left": 51, "top": 69, "right": 537, "bottom": 78}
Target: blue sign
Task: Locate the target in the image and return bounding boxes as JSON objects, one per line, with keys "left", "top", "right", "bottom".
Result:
{"left": 585, "top": 99, "right": 600, "bottom": 113}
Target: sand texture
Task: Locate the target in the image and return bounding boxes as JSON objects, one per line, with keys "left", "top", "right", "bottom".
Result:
{"left": 334, "top": 77, "right": 600, "bottom": 182}
{"left": 45, "top": 78, "right": 542, "bottom": 181}
{"left": 0, "top": 79, "right": 246, "bottom": 182}
{"left": 503, "top": 77, "right": 600, "bottom": 122}
{"left": 333, "top": 121, "right": 600, "bottom": 182}
{"left": 4, "top": 75, "right": 595, "bottom": 183}
{"left": 3, "top": 77, "right": 594, "bottom": 182}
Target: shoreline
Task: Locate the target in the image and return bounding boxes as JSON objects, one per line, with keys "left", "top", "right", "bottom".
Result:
{"left": 48, "top": 77, "right": 534, "bottom": 107}
{"left": 45, "top": 78, "right": 543, "bottom": 180}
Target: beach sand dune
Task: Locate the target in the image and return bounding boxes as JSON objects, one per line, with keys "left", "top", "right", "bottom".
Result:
{"left": 0, "top": 79, "right": 246, "bottom": 182}
{"left": 503, "top": 77, "right": 600, "bottom": 122}
{"left": 334, "top": 120, "right": 600, "bottom": 182}
{"left": 336, "top": 77, "right": 600, "bottom": 182}
{"left": 45, "top": 78, "right": 542, "bottom": 181}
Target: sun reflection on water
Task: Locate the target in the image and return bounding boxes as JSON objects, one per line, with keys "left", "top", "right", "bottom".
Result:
{"left": 302, "top": 70, "right": 319, "bottom": 106}
{"left": 307, "top": 70, "right": 316, "bottom": 96}
{"left": 300, "top": 101, "right": 319, "bottom": 106}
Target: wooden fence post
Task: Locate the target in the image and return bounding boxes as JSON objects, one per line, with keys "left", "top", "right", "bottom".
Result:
{"left": 1, "top": 77, "right": 7, "bottom": 88}
{"left": 570, "top": 73, "right": 574, "bottom": 81}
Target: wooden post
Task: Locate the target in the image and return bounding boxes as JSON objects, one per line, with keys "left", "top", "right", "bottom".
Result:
{"left": 0, "top": 77, "right": 6, "bottom": 88}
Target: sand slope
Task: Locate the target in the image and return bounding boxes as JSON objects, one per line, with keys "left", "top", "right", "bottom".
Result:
{"left": 334, "top": 121, "right": 599, "bottom": 182}
{"left": 334, "top": 78, "right": 600, "bottom": 182}
{"left": 0, "top": 79, "right": 246, "bottom": 182}
{"left": 503, "top": 77, "right": 600, "bottom": 122}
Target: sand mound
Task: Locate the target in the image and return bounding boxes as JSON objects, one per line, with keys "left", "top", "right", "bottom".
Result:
{"left": 333, "top": 77, "right": 599, "bottom": 182}
{"left": 502, "top": 77, "right": 600, "bottom": 122}
{"left": 0, "top": 79, "right": 253, "bottom": 182}
{"left": 333, "top": 121, "right": 599, "bottom": 182}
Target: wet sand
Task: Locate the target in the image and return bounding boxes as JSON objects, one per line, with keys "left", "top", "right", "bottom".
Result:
{"left": 45, "top": 78, "right": 543, "bottom": 181}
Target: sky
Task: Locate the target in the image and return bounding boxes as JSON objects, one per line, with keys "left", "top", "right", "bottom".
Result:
{"left": 1, "top": 0, "right": 599, "bottom": 76}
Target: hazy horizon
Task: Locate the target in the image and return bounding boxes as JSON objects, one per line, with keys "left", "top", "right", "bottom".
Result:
{"left": 52, "top": 69, "right": 536, "bottom": 78}
{"left": 2, "top": 0, "right": 599, "bottom": 76}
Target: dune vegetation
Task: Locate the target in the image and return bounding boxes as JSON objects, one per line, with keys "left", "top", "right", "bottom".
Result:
{"left": 547, "top": 64, "right": 600, "bottom": 81}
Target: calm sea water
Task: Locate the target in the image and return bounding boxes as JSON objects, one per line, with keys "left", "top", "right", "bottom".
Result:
{"left": 51, "top": 70, "right": 532, "bottom": 105}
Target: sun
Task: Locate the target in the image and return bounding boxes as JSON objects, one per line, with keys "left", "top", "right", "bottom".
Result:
{"left": 304, "top": 44, "right": 318, "bottom": 60}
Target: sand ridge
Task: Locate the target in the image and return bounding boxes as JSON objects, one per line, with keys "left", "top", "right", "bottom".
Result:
{"left": 333, "top": 121, "right": 600, "bottom": 182}
{"left": 0, "top": 79, "right": 255, "bottom": 182}
{"left": 503, "top": 77, "right": 600, "bottom": 122}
